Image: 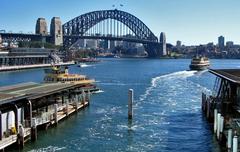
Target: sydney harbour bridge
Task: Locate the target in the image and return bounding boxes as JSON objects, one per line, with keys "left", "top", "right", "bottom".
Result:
{"left": 0, "top": 9, "right": 164, "bottom": 58}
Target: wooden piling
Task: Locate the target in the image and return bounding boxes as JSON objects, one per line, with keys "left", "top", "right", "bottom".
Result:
{"left": 233, "top": 135, "right": 238, "bottom": 152}
{"left": 18, "top": 125, "right": 24, "bottom": 149}
{"left": 54, "top": 104, "right": 58, "bottom": 124}
{"left": 217, "top": 113, "right": 221, "bottom": 140}
{"left": 81, "top": 90, "right": 85, "bottom": 105}
{"left": 207, "top": 99, "right": 210, "bottom": 119}
{"left": 128, "top": 89, "right": 133, "bottom": 119}
{"left": 31, "top": 118, "right": 37, "bottom": 141}
{"left": 66, "top": 100, "right": 69, "bottom": 116}
{"left": 214, "top": 109, "right": 217, "bottom": 134}
{"left": 227, "top": 129, "right": 232, "bottom": 150}
{"left": 219, "top": 116, "right": 224, "bottom": 141}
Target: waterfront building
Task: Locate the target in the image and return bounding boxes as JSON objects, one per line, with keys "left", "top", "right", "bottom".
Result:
{"left": 50, "top": 17, "right": 63, "bottom": 46}
{"left": 122, "top": 41, "right": 135, "bottom": 49}
{"left": 115, "top": 41, "right": 123, "bottom": 47}
{"left": 109, "top": 40, "right": 115, "bottom": 50}
{"left": 35, "top": 18, "right": 48, "bottom": 35}
{"left": 207, "top": 42, "right": 214, "bottom": 47}
{"left": 75, "top": 39, "right": 86, "bottom": 48}
{"left": 160, "top": 32, "right": 167, "bottom": 56}
{"left": 85, "top": 39, "right": 98, "bottom": 49}
{"left": 0, "top": 48, "right": 57, "bottom": 66}
{"left": 218, "top": 35, "right": 225, "bottom": 49}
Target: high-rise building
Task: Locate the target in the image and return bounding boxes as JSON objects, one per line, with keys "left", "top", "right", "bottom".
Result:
{"left": 50, "top": 17, "right": 63, "bottom": 46}
{"left": 176, "top": 40, "right": 181, "bottom": 48}
{"left": 35, "top": 18, "right": 48, "bottom": 35}
{"left": 160, "top": 32, "right": 167, "bottom": 56}
{"left": 218, "top": 36, "right": 225, "bottom": 49}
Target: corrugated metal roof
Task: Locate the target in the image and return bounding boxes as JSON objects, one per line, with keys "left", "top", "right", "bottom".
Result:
{"left": 0, "top": 82, "right": 81, "bottom": 104}
{"left": 209, "top": 69, "right": 240, "bottom": 84}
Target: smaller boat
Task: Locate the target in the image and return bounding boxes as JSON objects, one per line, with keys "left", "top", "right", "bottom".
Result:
{"left": 114, "top": 55, "right": 120, "bottom": 58}
{"left": 44, "top": 65, "right": 95, "bottom": 85}
{"left": 189, "top": 56, "right": 210, "bottom": 70}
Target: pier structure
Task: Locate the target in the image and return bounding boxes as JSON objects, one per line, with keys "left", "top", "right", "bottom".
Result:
{"left": 0, "top": 81, "right": 97, "bottom": 151}
{"left": 0, "top": 48, "right": 62, "bottom": 66}
{"left": 202, "top": 69, "right": 240, "bottom": 151}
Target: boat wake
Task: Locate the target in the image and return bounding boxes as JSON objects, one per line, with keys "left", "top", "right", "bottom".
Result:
{"left": 139, "top": 70, "right": 197, "bottom": 102}
{"left": 28, "top": 146, "right": 66, "bottom": 152}
{"left": 93, "top": 90, "right": 104, "bottom": 94}
{"left": 79, "top": 64, "right": 94, "bottom": 68}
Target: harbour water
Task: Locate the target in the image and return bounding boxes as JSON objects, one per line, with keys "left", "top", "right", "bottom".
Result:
{"left": 2, "top": 58, "right": 240, "bottom": 152}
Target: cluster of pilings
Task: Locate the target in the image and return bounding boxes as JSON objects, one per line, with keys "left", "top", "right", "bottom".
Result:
{"left": 202, "top": 93, "right": 238, "bottom": 152}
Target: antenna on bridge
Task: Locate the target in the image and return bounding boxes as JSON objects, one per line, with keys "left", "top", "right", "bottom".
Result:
{"left": 112, "top": 4, "right": 124, "bottom": 10}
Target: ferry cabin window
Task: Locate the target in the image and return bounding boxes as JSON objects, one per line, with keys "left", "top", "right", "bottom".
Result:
{"left": 237, "top": 87, "right": 240, "bottom": 107}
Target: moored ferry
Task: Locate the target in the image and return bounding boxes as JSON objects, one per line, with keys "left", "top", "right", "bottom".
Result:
{"left": 44, "top": 66, "right": 95, "bottom": 85}
{"left": 189, "top": 56, "right": 210, "bottom": 70}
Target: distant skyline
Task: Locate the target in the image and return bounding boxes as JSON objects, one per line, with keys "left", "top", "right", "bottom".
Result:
{"left": 1, "top": 0, "right": 240, "bottom": 45}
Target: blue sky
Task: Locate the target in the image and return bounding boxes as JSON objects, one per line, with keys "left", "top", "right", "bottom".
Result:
{"left": 1, "top": 0, "right": 240, "bottom": 45}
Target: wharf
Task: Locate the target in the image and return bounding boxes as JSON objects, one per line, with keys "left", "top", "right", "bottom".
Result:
{"left": 0, "top": 61, "right": 75, "bottom": 72}
{"left": 0, "top": 81, "right": 97, "bottom": 151}
{"left": 202, "top": 68, "right": 240, "bottom": 152}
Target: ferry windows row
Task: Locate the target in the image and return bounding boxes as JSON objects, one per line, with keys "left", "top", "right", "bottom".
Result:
{"left": 58, "top": 78, "right": 85, "bottom": 82}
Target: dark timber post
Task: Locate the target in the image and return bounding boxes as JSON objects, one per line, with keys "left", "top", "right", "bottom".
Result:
{"left": 128, "top": 89, "right": 133, "bottom": 119}
{"left": 28, "top": 100, "right": 32, "bottom": 128}
{"left": 31, "top": 118, "right": 37, "bottom": 141}
{"left": 0, "top": 111, "right": 2, "bottom": 140}
{"left": 18, "top": 124, "right": 24, "bottom": 149}
{"left": 13, "top": 104, "right": 18, "bottom": 133}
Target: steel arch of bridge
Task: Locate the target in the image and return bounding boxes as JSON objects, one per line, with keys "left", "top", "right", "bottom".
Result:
{"left": 63, "top": 9, "right": 161, "bottom": 57}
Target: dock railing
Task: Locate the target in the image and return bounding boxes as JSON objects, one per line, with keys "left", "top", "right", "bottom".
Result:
{"left": 0, "top": 127, "right": 31, "bottom": 150}
{"left": 36, "top": 110, "right": 54, "bottom": 126}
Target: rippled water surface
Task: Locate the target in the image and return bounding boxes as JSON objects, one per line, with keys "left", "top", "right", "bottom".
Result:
{"left": 2, "top": 58, "right": 240, "bottom": 152}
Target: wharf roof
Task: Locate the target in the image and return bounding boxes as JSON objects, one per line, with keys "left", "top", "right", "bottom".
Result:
{"left": 209, "top": 69, "right": 240, "bottom": 84}
{"left": 0, "top": 82, "right": 82, "bottom": 105}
